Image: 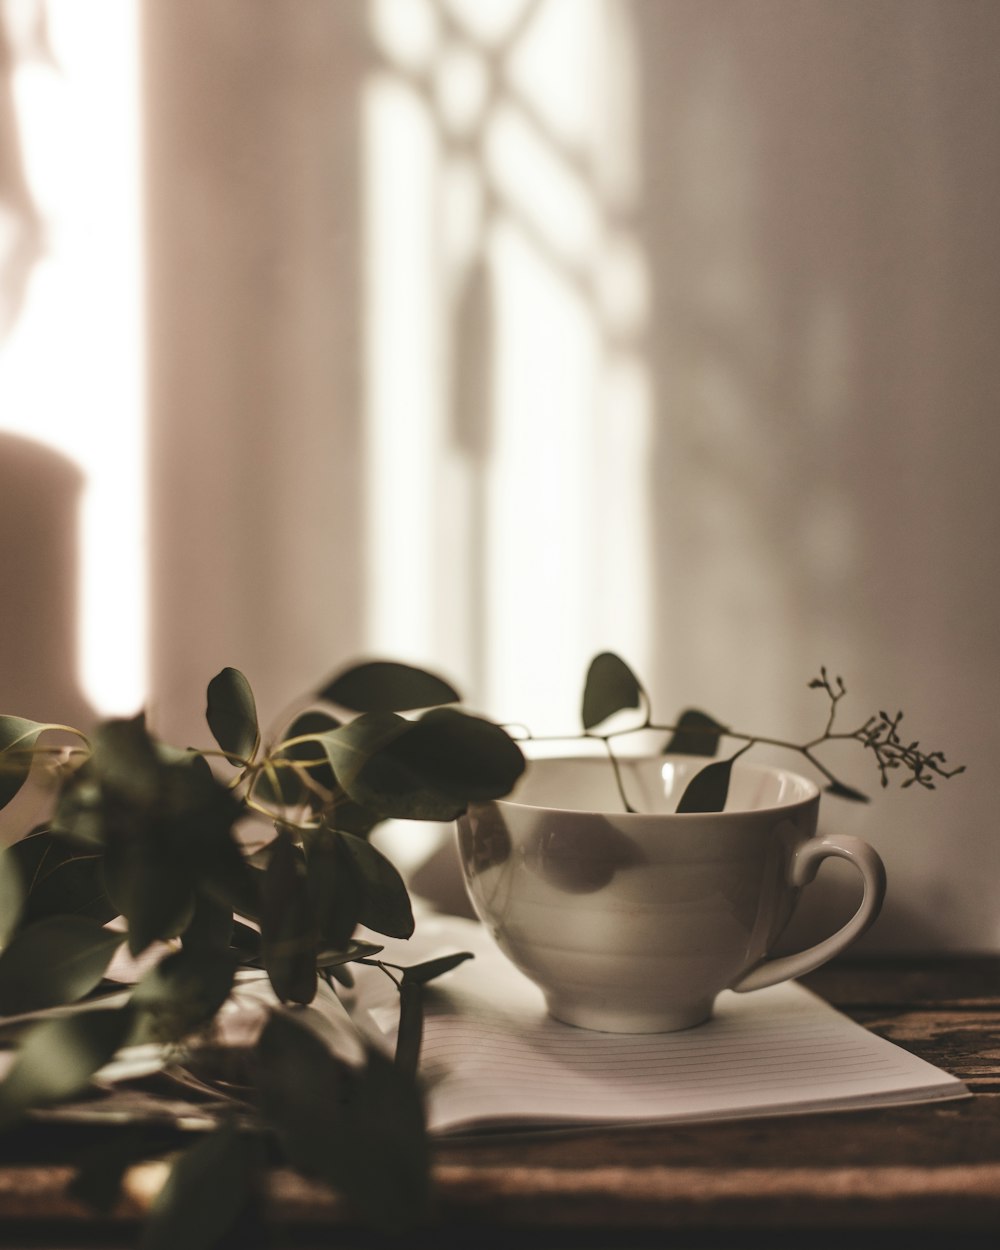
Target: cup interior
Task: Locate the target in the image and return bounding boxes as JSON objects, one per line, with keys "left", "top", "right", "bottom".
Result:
{"left": 505, "top": 755, "right": 817, "bottom": 816}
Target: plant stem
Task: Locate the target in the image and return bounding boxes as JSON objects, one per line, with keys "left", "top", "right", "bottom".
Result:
{"left": 357, "top": 958, "right": 401, "bottom": 989}
{"left": 601, "top": 737, "right": 637, "bottom": 814}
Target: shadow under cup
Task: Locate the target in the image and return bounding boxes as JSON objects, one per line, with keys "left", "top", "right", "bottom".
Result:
{"left": 456, "top": 756, "right": 886, "bottom": 1033}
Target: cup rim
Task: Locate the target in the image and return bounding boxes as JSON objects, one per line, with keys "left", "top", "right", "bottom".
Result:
{"left": 489, "top": 753, "right": 821, "bottom": 819}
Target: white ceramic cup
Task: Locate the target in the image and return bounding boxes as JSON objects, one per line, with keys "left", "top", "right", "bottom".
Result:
{"left": 456, "top": 755, "right": 886, "bottom": 1033}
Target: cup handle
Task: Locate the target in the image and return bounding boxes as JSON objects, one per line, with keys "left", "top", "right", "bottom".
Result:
{"left": 731, "top": 834, "right": 887, "bottom": 993}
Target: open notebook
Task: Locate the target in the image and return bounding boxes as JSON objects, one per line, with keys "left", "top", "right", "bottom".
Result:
{"left": 349, "top": 914, "right": 969, "bottom": 1135}
{"left": 0, "top": 914, "right": 968, "bottom": 1132}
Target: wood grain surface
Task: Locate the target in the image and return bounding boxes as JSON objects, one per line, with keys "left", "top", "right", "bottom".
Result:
{"left": 0, "top": 957, "right": 997, "bottom": 1247}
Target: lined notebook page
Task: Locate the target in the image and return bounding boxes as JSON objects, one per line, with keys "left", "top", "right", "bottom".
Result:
{"left": 351, "top": 915, "right": 968, "bottom": 1135}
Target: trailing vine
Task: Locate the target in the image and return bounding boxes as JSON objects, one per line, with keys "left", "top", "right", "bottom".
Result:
{"left": 512, "top": 653, "right": 964, "bottom": 814}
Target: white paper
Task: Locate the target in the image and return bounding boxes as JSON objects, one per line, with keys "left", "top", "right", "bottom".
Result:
{"left": 349, "top": 915, "right": 970, "bottom": 1134}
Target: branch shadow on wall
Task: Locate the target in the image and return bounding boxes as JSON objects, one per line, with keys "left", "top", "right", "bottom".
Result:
{"left": 0, "top": 4, "right": 44, "bottom": 336}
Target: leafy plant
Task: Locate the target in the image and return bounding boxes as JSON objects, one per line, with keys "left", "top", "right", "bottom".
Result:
{"left": 0, "top": 660, "right": 525, "bottom": 1240}
{"left": 0, "top": 652, "right": 963, "bottom": 1243}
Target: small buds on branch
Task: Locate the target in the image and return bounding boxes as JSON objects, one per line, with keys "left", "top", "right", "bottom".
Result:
{"left": 802, "top": 670, "right": 965, "bottom": 795}
{"left": 547, "top": 655, "right": 966, "bottom": 815}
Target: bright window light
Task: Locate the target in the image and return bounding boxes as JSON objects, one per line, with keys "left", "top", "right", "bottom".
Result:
{"left": 363, "top": 72, "right": 442, "bottom": 661}
{"left": 365, "top": 0, "right": 651, "bottom": 732}
{"left": 0, "top": 0, "right": 146, "bottom": 717}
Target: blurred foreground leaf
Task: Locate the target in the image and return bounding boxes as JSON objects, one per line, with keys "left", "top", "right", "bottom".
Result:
{"left": 257, "top": 1012, "right": 428, "bottom": 1230}
{"left": 0, "top": 848, "right": 24, "bottom": 949}
{"left": 140, "top": 1120, "right": 259, "bottom": 1250}
{"left": 69, "top": 1125, "right": 174, "bottom": 1215}
{"left": 0, "top": 916, "right": 122, "bottom": 1015}
{"left": 0, "top": 1005, "right": 135, "bottom": 1130}
{"left": 132, "top": 945, "right": 238, "bottom": 1043}
{"left": 58, "top": 718, "right": 246, "bottom": 956}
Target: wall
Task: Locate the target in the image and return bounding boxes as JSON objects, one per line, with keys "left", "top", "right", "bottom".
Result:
{"left": 2, "top": 0, "right": 996, "bottom": 949}
{"left": 143, "top": 0, "right": 369, "bottom": 743}
{"left": 635, "top": 0, "right": 1000, "bottom": 951}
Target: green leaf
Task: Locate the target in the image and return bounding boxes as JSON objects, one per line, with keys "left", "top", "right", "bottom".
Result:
{"left": 50, "top": 773, "right": 108, "bottom": 847}
{"left": 323, "top": 788, "right": 383, "bottom": 837}
{"left": 18, "top": 846, "right": 116, "bottom": 929}
{"left": 0, "top": 1005, "right": 135, "bottom": 1130}
{"left": 0, "top": 715, "right": 49, "bottom": 753}
{"left": 139, "top": 1121, "right": 258, "bottom": 1250}
{"left": 336, "top": 831, "right": 414, "bottom": 940}
{"left": 132, "top": 946, "right": 238, "bottom": 1043}
{"left": 158, "top": 756, "right": 245, "bottom": 885}
{"left": 89, "top": 717, "right": 161, "bottom": 806}
{"left": 0, "top": 916, "right": 123, "bottom": 1015}
{"left": 260, "top": 829, "right": 316, "bottom": 1005}
{"left": 259, "top": 710, "right": 384, "bottom": 836}
{"left": 342, "top": 1046, "right": 429, "bottom": 1228}
{"left": 206, "top": 668, "right": 259, "bottom": 764}
{"left": 180, "top": 892, "right": 234, "bottom": 952}
{"left": 395, "top": 979, "right": 423, "bottom": 1076}
{"left": 327, "top": 963, "right": 354, "bottom": 988}
{"left": 68, "top": 1126, "right": 171, "bottom": 1214}
{"left": 581, "top": 652, "right": 645, "bottom": 731}
{"left": 400, "top": 950, "right": 474, "bottom": 985}
{"left": 55, "top": 730, "right": 242, "bottom": 955}
{"left": 102, "top": 838, "right": 195, "bottom": 958}
{"left": 322, "top": 709, "right": 525, "bottom": 823}
{"left": 255, "top": 1010, "right": 352, "bottom": 1181}
{"left": 675, "top": 758, "right": 735, "bottom": 814}
{"left": 386, "top": 708, "right": 527, "bottom": 802}
{"left": 302, "top": 829, "right": 363, "bottom": 952}
{"left": 319, "top": 660, "right": 460, "bottom": 713}
{"left": 256, "top": 709, "right": 340, "bottom": 807}
{"left": 663, "top": 709, "right": 728, "bottom": 757}
{"left": 0, "top": 848, "right": 24, "bottom": 950}
{"left": 825, "top": 779, "right": 871, "bottom": 803}
{"left": 257, "top": 1013, "right": 428, "bottom": 1230}
{"left": 315, "top": 939, "right": 383, "bottom": 969}
{"left": 0, "top": 715, "right": 48, "bottom": 811}
{"left": 320, "top": 713, "right": 463, "bottom": 821}
{"left": 202, "top": 858, "right": 263, "bottom": 926}
{"left": 229, "top": 919, "right": 262, "bottom": 961}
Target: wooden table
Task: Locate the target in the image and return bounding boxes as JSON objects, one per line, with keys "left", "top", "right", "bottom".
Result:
{"left": 0, "top": 957, "right": 997, "bottom": 1248}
